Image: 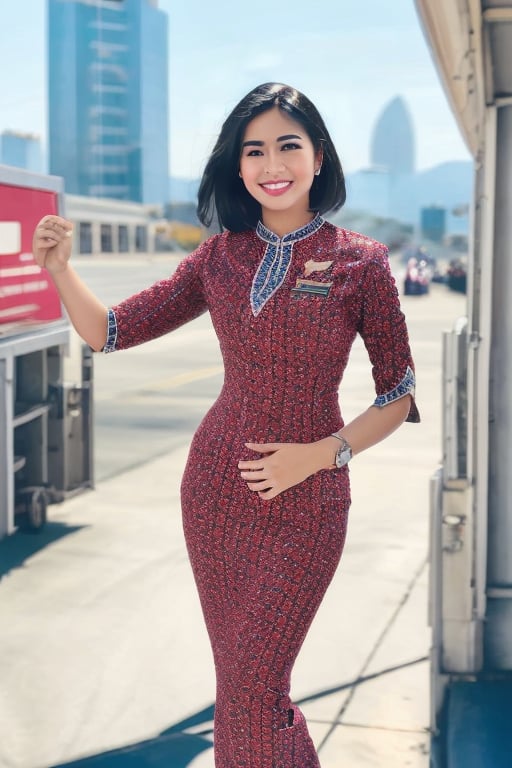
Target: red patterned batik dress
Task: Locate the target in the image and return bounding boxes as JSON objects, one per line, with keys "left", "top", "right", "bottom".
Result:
{"left": 105, "top": 214, "right": 419, "bottom": 768}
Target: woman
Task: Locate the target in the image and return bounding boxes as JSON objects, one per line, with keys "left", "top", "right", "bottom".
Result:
{"left": 33, "top": 82, "right": 419, "bottom": 768}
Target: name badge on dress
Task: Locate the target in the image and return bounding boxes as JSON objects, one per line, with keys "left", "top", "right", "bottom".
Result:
{"left": 291, "top": 278, "right": 333, "bottom": 299}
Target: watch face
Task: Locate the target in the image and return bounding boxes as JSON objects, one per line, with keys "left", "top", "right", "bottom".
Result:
{"left": 335, "top": 447, "right": 351, "bottom": 468}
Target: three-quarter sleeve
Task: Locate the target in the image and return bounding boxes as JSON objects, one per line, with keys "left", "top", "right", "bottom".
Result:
{"left": 103, "top": 239, "right": 212, "bottom": 353}
{"left": 357, "top": 249, "right": 420, "bottom": 423}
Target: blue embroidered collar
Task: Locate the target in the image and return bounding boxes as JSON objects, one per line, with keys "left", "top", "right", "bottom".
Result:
{"left": 251, "top": 214, "right": 325, "bottom": 316}
{"left": 255, "top": 213, "right": 325, "bottom": 246}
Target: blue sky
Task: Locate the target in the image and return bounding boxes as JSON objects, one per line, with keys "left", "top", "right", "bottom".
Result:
{"left": 0, "top": 0, "right": 471, "bottom": 178}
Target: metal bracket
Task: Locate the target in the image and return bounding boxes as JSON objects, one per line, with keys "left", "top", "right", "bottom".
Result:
{"left": 442, "top": 513, "right": 467, "bottom": 553}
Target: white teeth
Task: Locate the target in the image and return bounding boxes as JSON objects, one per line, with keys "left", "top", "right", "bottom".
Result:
{"left": 263, "top": 182, "right": 290, "bottom": 190}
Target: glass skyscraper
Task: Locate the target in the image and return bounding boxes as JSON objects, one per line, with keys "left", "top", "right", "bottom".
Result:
{"left": 0, "top": 131, "right": 43, "bottom": 173}
{"left": 48, "top": 0, "right": 169, "bottom": 204}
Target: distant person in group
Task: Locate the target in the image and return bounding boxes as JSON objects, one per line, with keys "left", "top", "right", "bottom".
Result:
{"left": 33, "top": 82, "right": 419, "bottom": 768}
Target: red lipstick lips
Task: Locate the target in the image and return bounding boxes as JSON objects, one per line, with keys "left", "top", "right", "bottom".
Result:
{"left": 260, "top": 180, "right": 293, "bottom": 196}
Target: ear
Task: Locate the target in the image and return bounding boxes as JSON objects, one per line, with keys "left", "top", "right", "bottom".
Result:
{"left": 314, "top": 147, "right": 324, "bottom": 175}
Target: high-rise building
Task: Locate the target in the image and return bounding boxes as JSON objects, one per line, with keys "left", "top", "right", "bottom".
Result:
{"left": 48, "top": 0, "right": 169, "bottom": 204}
{"left": 370, "top": 96, "right": 415, "bottom": 175}
{"left": 421, "top": 205, "right": 446, "bottom": 242}
{"left": 0, "top": 131, "right": 43, "bottom": 173}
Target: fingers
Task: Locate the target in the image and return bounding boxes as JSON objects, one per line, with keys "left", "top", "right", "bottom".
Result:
{"left": 238, "top": 460, "right": 263, "bottom": 470}
{"left": 245, "top": 442, "right": 280, "bottom": 454}
{"left": 239, "top": 443, "right": 283, "bottom": 498}
{"left": 244, "top": 479, "right": 276, "bottom": 499}
{"left": 238, "top": 461, "right": 273, "bottom": 494}
{"left": 240, "top": 464, "right": 279, "bottom": 499}
{"left": 246, "top": 479, "right": 274, "bottom": 492}
{"left": 37, "top": 216, "right": 73, "bottom": 240}
{"left": 240, "top": 469, "right": 279, "bottom": 499}
{"left": 257, "top": 488, "right": 277, "bottom": 500}
{"left": 36, "top": 227, "right": 59, "bottom": 246}
{"left": 40, "top": 215, "right": 73, "bottom": 232}
{"left": 33, "top": 216, "right": 74, "bottom": 271}
{"left": 239, "top": 469, "right": 266, "bottom": 481}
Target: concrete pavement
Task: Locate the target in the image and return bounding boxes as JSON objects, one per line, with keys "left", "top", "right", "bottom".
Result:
{"left": 0, "top": 282, "right": 466, "bottom": 767}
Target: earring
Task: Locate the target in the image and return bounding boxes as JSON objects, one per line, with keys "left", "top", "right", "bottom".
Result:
{"left": 239, "top": 171, "right": 242, "bottom": 178}
{"left": 314, "top": 167, "right": 321, "bottom": 176}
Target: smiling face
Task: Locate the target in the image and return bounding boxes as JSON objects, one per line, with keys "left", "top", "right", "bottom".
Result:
{"left": 239, "top": 107, "right": 323, "bottom": 235}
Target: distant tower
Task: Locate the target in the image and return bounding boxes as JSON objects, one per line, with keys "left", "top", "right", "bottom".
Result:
{"left": 370, "top": 97, "right": 415, "bottom": 175}
{"left": 0, "top": 131, "right": 43, "bottom": 173}
{"left": 48, "top": 0, "right": 169, "bottom": 204}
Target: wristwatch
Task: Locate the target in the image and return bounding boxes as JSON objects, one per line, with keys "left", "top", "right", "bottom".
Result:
{"left": 330, "top": 433, "right": 352, "bottom": 469}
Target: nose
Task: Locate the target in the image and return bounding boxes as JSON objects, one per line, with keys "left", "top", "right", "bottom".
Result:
{"left": 264, "top": 154, "right": 285, "bottom": 175}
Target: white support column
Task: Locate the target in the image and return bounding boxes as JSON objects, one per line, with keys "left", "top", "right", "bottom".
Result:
{"left": 486, "top": 104, "right": 512, "bottom": 668}
{"left": 92, "top": 221, "right": 102, "bottom": 256}
{"left": 462, "top": 106, "right": 497, "bottom": 671}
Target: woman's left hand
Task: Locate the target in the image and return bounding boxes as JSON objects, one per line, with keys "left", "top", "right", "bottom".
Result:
{"left": 238, "top": 441, "right": 331, "bottom": 500}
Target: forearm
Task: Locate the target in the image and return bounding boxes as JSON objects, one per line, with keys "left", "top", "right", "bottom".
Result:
{"left": 338, "top": 396, "right": 411, "bottom": 453}
{"left": 51, "top": 266, "right": 107, "bottom": 351}
{"left": 240, "top": 397, "right": 413, "bottom": 499}
{"left": 316, "top": 396, "right": 412, "bottom": 469}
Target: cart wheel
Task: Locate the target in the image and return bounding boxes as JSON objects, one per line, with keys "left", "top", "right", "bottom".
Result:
{"left": 19, "top": 489, "right": 48, "bottom": 533}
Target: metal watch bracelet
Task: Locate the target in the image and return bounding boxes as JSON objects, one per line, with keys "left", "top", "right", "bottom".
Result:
{"left": 329, "top": 432, "right": 353, "bottom": 469}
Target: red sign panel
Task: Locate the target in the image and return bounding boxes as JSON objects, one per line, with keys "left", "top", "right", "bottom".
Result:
{"left": 0, "top": 183, "right": 63, "bottom": 335}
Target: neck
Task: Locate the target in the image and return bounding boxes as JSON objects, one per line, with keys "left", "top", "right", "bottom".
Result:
{"left": 261, "top": 210, "right": 316, "bottom": 239}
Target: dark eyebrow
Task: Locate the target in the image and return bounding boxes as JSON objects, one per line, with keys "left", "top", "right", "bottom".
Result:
{"left": 241, "top": 133, "right": 303, "bottom": 148}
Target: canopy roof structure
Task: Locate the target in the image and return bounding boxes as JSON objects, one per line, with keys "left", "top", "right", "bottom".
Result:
{"left": 415, "top": 0, "right": 512, "bottom": 156}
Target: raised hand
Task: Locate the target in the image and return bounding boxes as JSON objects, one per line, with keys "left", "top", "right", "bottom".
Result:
{"left": 32, "top": 215, "right": 73, "bottom": 274}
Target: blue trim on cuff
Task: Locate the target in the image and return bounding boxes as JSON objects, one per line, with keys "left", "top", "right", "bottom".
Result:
{"left": 373, "top": 365, "right": 415, "bottom": 407}
{"left": 103, "top": 308, "right": 118, "bottom": 353}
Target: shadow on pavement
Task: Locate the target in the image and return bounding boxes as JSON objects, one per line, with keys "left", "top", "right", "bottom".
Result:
{"left": 51, "top": 731, "right": 213, "bottom": 768}
{"left": 50, "top": 706, "right": 216, "bottom": 768}
{"left": 0, "top": 521, "right": 86, "bottom": 581}
{"left": 296, "top": 655, "right": 428, "bottom": 706}
{"left": 47, "top": 659, "right": 429, "bottom": 767}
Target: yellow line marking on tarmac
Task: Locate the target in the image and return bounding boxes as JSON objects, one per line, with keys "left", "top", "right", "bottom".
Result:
{"left": 95, "top": 365, "right": 225, "bottom": 401}
{"left": 141, "top": 366, "right": 224, "bottom": 392}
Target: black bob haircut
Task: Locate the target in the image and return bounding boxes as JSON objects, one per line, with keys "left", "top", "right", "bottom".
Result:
{"left": 197, "top": 82, "right": 347, "bottom": 233}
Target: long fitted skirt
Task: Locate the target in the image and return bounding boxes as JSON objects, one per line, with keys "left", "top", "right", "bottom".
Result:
{"left": 182, "top": 454, "right": 350, "bottom": 768}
